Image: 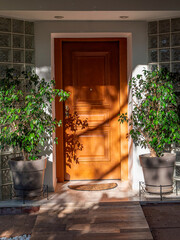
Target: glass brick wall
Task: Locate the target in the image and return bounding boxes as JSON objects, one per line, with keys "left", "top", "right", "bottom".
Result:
{"left": 0, "top": 17, "right": 35, "bottom": 79}
{"left": 148, "top": 18, "right": 180, "bottom": 73}
{"left": 0, "top": 17, "right": 35, "bottom": 200}
{"left": 148, "top": 18, "right": 180, "bottom": 141}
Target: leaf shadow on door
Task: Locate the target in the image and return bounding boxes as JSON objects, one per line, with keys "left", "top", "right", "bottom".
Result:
{"left": 70, "top": 94, "right": 129, "bottom": 180}
{"left": 65, "top": 110, "right": 88, "bottom": 168}
{"left": 64, "top": 81, "right": 129, "bottom": 179}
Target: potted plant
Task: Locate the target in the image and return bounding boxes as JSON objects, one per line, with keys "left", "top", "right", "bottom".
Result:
{"left": 119, "top": 69, "right": 180, "bottom": 193}
{"left": 0, "top": 69, "right": 69, "bottom": 196}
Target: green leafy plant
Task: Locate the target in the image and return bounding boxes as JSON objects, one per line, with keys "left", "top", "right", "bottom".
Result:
{"left": 119, "top": 69, "right": 180, "bottom": 157}
{"left": 0, "top": 69, "right": 70, "bottom": 161}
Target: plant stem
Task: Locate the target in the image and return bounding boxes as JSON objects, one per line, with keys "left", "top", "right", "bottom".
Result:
{"left": 149, "top": 148, "right": 157, "bottom": 157}
{"left": 22, "top": 149, "right": 29, "bottom": 161}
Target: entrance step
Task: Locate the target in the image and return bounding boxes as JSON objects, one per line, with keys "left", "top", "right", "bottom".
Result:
{"left": 31, "top": 202, "right": 153, "bottom": 240}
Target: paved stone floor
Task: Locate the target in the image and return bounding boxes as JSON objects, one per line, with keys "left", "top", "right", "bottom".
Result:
{"left": 51, "top": 180, "right": 139, "bottom": 205}
{"left": 0, "top": 180, "right": 138, "bottom": 208}
{"left": 0, "top": 180, "right": 179, "bottom": 208}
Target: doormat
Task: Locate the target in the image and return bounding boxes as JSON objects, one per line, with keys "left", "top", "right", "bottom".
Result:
{"left": 68, "top": 183, "right": 118, "bottom": 191}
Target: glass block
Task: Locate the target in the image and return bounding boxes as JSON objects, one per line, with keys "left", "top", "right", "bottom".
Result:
{"left": 12, "top": 19, "right": 24, "bottom": 33}
{"left": 148, "top": 35, "right": 157, "bottom": 48}
{"left": 176, "top": 165, "right": 180, "bottom": 176}
{"left": 172, "top": 62, "right": 180, "bottom": 74}
{"left": 25, "top": 36, "right": 34, "bottom": 49}
{"left": 0, "top": 49, "right": 11, "bottom": 62}
{"left": 13, "top": 35, "right": 24, "bottom": 48}
{"left": 171, "top": 18, "right": 180, "bottom": 32}
{"left": 13, "top": 64, "right": 24, "bottom": 77}
{"left": 172, "top": 48, "right": 180, "bottom": 61}
{"left": 25, "top": 22, "right": 34, "bottom": 35}
{"left": 149, "top": 49, "right": 158, "bottom": 63}
{"left": 2, "top": 169, "right": 12, "bottom": 184}
{"left": 13, "top": 50, "right": 24, "bottom": 63}
{"left": 176, "top": 180, "right": 180, "bottom": 196}
{"left": 0, "top": 34, "right": 11, "bottom": 47}
{"left": 0, "top": 17, "right": 11, "bottom": 32}
{"left": 1, "top": 156, "right": 8, "bottom": 169}
{"left": 148, "top": 21, "right": 157, "bottom": 34}
{"left": 159, "top": 49, "right": 170, "bottom": 62}
{"left": 25, "top": 65, "right": 35, "bottom": 73}
{"left": 159, "top": 20, "right": 170, "bottom": 33}
{"left": 159, "top": 34, "right": 170, "bottom": 48}
{"left": 25, "top": 50, "right": 34, "bottom": 64}
{"left": 0, "top": 64, "right": 11, "bottom": 78}
{"left": 159, "top": 63, "right": 170, "bottom": 71}
{"left": 1, "top": 154, "right": 12, "bottom": 169}
{"left": 1, "top": 184, "right": 12, "bottom": 200}
{"left": 149, "top": 64, "right": 158, "bottom": 71}
{"left": 172, "top": 33, "right": 180, "bottom": 47}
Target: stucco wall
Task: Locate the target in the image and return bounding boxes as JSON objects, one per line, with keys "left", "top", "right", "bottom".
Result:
{"left": 34, "top": 20, "right": 148, "bottom": 191}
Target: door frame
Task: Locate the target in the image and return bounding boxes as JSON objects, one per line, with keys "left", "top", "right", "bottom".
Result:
{"left": 53, "top": 34, "right": 130, "bottom": 184}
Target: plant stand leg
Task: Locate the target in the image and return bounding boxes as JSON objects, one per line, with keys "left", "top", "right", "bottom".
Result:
{"left": 139, "top": 182, "right": 141, "bottom": 200}
{"left": 47, "top": 185, "right": 48, "bottom": 200}
{"left": 10, "top": 185, "right": 13, "bottom": 200}
{"left": 176, "top": 181, "right": 178, "bottom": 196}
{"left": 43, "top": 185, "right": 49, "bottom": 200}
{"left": 160, "top": 185, "right": 163, "bottom": 201}
{"left": 23, "top": 190, "right": 25, "bottom": 204}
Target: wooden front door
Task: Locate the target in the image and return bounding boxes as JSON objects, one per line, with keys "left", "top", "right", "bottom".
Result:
{"left": 55, "top": 38, "right": 128, "bottom": 181}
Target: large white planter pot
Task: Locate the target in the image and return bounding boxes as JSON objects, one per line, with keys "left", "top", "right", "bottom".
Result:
{"left": 139, "top": 153, "right": 176, "bottom": 194}
{"left": 9, "top": 157, "right": 47, "bottom": 197}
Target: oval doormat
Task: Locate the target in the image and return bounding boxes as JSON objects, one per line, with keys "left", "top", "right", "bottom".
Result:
{"left": 68, "top": 183, "right": 118, "bottom": 191}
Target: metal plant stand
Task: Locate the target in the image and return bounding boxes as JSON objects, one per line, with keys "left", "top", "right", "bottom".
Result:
{"left": 0, "top": 152, "right": 22, "bottom": 200}
{"left": 139, "top": 181, "right": 175, "bottom": 201}
{"left": 174, "top": 177, "right": 180, "bottom": 196}
{"left": 11, "top": 184, "right": 49, "bottom": 204}
{"left": 174, "top": 159, "right": 180, "bottom": 196}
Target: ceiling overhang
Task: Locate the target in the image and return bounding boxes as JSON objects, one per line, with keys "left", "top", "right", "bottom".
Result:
{"left": 0, "top": 11, "right": 179, "bottom": 21}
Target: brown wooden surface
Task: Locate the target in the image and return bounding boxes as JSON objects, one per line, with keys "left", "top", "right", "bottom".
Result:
{"left": 54, "top": 39, "right": 65, "bottom": 182}
{"left": 31, "top": 202, "right": 153, "bottom": 240}
{"left": 54, "top": 38, "right": 128, "bottom": 181}
{"left": 142, "top": 203, "right": 180, "bottom": 240}
{"left": 0, "top": 214, "right": 37, "bottom": 238}
{"left": 63, "top": 40, "right": 120, "bottom": 180}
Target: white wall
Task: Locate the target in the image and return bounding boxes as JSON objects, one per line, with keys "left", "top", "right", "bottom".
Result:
{"left": 35, "top": 20, "right": 149, "bottom": 191}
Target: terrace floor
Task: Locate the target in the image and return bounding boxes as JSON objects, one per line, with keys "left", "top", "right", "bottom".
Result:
{"left": 30, "top": 201, "right": 153, "bottom": 240}
{"left": 1, "top": 180, "right": 180, "bottom": 239}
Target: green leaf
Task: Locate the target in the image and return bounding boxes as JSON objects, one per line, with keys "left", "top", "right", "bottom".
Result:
{"left": 30, "top": 122, "right": 34, "bottom": 130}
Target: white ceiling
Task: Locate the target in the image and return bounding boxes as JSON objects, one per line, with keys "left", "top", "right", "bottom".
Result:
{"left": 0, "top": 11, "right": 179, "bottom": 21}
